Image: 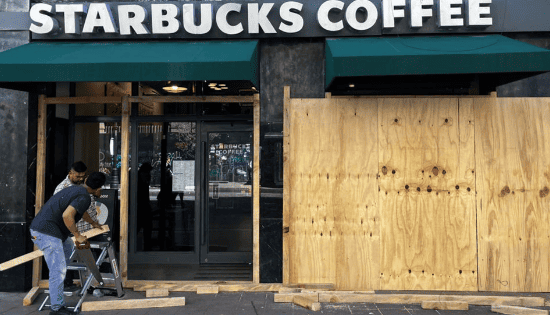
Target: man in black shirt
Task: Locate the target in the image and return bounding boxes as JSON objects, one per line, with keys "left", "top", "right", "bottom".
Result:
{"left": 30, "top": 172, "right": 106, "bottom": 315}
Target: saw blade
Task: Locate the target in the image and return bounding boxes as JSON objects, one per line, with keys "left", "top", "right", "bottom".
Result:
{"left": 76, "top": 248, "right": 104, "bottom": 286}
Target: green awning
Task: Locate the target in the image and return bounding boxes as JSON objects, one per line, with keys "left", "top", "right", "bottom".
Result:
{"left": 326, "top": 35, "right": 550, "bottom": 88}
{"left": 0, "top": 40, "right": 259, "bottom": 86}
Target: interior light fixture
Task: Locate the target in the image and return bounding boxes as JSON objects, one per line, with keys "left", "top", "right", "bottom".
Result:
{"left": 163, "top": 81, "right": 187, "bottom": 93}
{"left": 208, "top": 83, "right": 217, "bottom": 87}
{"left": 349, "top": 84, "right": 355, "bottom": 88}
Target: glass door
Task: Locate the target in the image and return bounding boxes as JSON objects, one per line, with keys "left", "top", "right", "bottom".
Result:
{"left": 200, "top": 123, "right": 253, "bottom": 264}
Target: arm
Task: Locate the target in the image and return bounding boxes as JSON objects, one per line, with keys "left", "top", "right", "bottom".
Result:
{"left": 62, "top": 206, "right": 87, "bottom": 243}
{"left": 81, "top": 211, "right": 102, "bottom": 229}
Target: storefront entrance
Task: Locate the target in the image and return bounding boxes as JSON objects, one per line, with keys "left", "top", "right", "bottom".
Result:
{"left": 128, "top": 119, "right": 253, "bottom": 280}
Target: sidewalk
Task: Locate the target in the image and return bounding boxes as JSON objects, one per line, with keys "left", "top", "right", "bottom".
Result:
{"left": 3, "top": 290, "right": 550, "bottom": 315}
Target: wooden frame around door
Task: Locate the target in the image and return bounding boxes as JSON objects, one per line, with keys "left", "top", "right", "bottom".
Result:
{"left": 33, "top": 93, "right": 261, "bottom": 288}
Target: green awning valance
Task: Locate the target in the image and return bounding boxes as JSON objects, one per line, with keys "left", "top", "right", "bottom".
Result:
{"left": 0, "top": 40, "right": 258, "bottom": 86}
{"left": 326, "top": 35, "right": 550, "bottom": 88}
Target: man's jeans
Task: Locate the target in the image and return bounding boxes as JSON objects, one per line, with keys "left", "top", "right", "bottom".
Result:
{"left": 30, "top": 230, "right": 74, "bottom": 311}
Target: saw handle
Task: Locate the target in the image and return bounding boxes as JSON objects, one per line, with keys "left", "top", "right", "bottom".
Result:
{"left": 75, "top": 239, "right": 91, "bottom": 250}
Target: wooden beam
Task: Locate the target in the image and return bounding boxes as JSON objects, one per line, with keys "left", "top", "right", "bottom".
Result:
{"left": 44, "top": 96, "right": 122, "bottom": 105}
{"left": 282, "top": 86, "right": 291, "bottom": 284}
{"left": 421, "top": 301, "right": 469, "bottom": 310}
{"left": 317, "top": 294, "right": 544, "bottom": 307}
{"left": 253, "top": 93, "right": 260, "bottom": 284}
{"left": 132, "top": 282, "right": 284, "bottom": 292}
{"left": 23, "top": 287, "right": 41, "bottom": 306}
{"left": 293, "top": 296, "right": 321, "bottom": 312}
{"left": 145, "top": 289, "right": 169, "bottom": 298}
{"left": 120, "top": 95, "right": 130, "bottom": 284}
{"left": 81, "top": 297, "right": 186, "bottom": 311}
{"left": 32, "top": 94, "right": 47, "bottom": 287}
{"left": 491, "top": 305, "right": 548, "bottom": 315}
{"left": 129, "top": 95, "right": 255, "bottom": 104}
{"left": 1, "top": 226, "right": 109, "bottom": 271}
{"left": 197, "top": 285, "right": 219, "bottom": 294}
{"left": 274, "top": 293, "right": 319, "bottom": 303}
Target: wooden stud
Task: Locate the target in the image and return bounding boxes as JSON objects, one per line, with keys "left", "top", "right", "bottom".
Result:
{"left": 32, "top": 95, "right": 47, "bottom": 287}
{"left": 81, "top": 297, "right": 186, "bottom": 311}
{"left": 129, "top": 95, "right": 255, "bottom": 104}
{"left": 274, "top": 293, "right": 319, "bottom": 303}
{"left": 132, "top": 282, "right": 284, "bottom": 292}
{"left": 44, "top": 96, "right": 122, "bottom": 105}
{"left": 421, "top": 301, "right": 469, "bottom": 310}
{"left": 120, "top": 95, "right": 130, "bottom": 284}
{"left": 145, "top": 289, "right": 169, "bottom": 298}
{"left": 282, "top": 86, "right": 291, "bottom": 285}
{"left": 197, "top": 285, "right": 219, "bottom": 294}
{"left": 318, "top": 294, "right": 544, "bottom": 307}
{"left": 1, "top": 226, "right": 109, "bottom": 271}
{"left": 293, "top": 295, "right": 321, "bottom": 311}
{"left": 491, "top": 305, "right": 549, "bottom": 315}
{"left": 23, "top": 287, "right": 40, "bottom": 306}
{"left": 253, "top": 93, "right": 260, "bottom": 284}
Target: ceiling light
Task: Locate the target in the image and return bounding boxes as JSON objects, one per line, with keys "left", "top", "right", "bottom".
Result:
{"left": 208, "top": 83, "right": 217, "bottom": 87}
{"left": 349, "top": 84, "right": 355, "bottom": 88}
{"left": 214, "top": 87, "right": 222, "bottom": 91}
{"left": 163, "top": 85, "right": 187, "bottom": 93}
{"left": 221, "top": 87, "right": 228, "bottom": 90}
{"left": 219, "top": 84, "right": 226, "bottom": 87}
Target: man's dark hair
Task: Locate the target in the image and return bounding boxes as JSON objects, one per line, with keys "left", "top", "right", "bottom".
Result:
{"left": 86, "top": 172, "right": 106, "bottom": 189}
{"left": 71, "top": 161, "right": 87, "bottom": 173}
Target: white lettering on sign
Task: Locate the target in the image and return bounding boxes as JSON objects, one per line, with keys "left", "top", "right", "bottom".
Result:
{"left": 437, "top": 0, "right": 464, "bottom": 27}
{"left": 151, "top": 4, "right": 181, "bottom": 34}
{"left": 217, "top": 3, "right": 243, "bottom": 35}
{"left": 279, "top": 1, "right": 304, "bottom": 33}
{"left": 383, "top": 0, "right": 405, "bottom": 28}
{"left": 248, "top": 3, "right": 276, "bottom": 34}
{"left": 82, "top": 3, "right": 118, "bottom": 33}
{"left": 118, "top": 5, "right": 150, "bottom": 35}
{"left": 30, "top": 3, "right": 58, "bottom": 34}
{"left": 56, "top": 4, "right": 86, "bottom": 34}
{"left": 318, "top": 0, "right": 344, "bottom": 31}
{"left": 28, "top": 0, "right": 493, "bottom": 36}
{"left": 183, "top": 3, "right": 212, "bottom": 35}
{"left": 409, "top": 0, "right": 433, "bottom": 28}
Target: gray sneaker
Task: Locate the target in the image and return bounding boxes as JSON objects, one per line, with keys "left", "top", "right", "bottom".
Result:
{"left": 49, "top": 306, "right": 75, "bottom": 315}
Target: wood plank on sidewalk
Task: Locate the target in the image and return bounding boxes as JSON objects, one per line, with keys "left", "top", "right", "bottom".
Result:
{"left": 81, "top": 297, "right": 185, "bottom": 311}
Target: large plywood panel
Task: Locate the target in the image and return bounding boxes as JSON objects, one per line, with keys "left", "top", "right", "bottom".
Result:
{"left": 287, "top": 97, "right": 379, "bottom": 290}
{"left": 378, "top": 98, "right": 476, "bottom": 291}
{"left": 476, "top": 97, "right": 550, "bottom": 292}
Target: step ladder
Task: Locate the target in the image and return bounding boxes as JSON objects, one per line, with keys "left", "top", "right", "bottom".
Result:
{"left": 38, "top": 241, "right": 124, "bottom": 313}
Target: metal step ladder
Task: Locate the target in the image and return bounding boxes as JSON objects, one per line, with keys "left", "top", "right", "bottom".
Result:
{"left": 38, "top": 241, "right": 125, "bottom": 313}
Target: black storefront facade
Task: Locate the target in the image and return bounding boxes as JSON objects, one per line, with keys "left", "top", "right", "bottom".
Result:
{"left": 1, "top": 0, "right": 550, "bottom": 293}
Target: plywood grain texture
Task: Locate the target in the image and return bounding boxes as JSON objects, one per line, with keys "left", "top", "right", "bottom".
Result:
{"left": 475, "top": 97, "right": 550, "bottom": 292}
{"left": 286, "top": 96, "right": 379, "bottom": 290}
{"left": 378, "top": 98, "right": 476, "bottom": 290}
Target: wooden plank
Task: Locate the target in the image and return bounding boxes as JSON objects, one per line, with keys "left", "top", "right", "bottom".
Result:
{"left": 1, "top": 226, "right": 109, "bottom": 271}
{"left": 146, "top": 289, "right": 169, "bottom": 298}
{"left": 33, "top": 94, "right": 47, "bottom": 287}
{"left": 23, "top": 286, "right": 40, "bottom": 306}
{"left": 274, "top": 293, "right": 319, "bottom": 303}
{"left": 421, "top": 301, "right": 468, "bottom": 310}
{"left": 491, "top": 305, "right": 549, "bottom": 315}
{"left": 44, "top": 96, "right": 122, "bottom": 104}
{"left": 293, "top": 296, "right": 321, "bottom": 311}
{"left": 318, "top": 294, "right": 544, "bottom": 307}
{"left": 283, "top": 85, "right": 291, "bottom": 284}
{"left": 120, "top": 95, "right": 130, "bottom": 284}
{"left": 81, "top": 297, "right": 186, "bottom": 311}
{"left": 129, "top": 95, "right": 255, "bottom": 104}
{"left": 253, "top": 93, "right": 260, "bottom": 284}
{"left": 197, "top": 285, "right": 219, "bottom": 294}
{"left": 132, "top": 282, "right": 284, "bottom": 292}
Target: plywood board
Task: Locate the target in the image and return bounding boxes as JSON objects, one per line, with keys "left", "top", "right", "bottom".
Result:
{"left": 286, "top": 96, "right": 379, "bottom": 290}
{"left": 378, "top": 98, "right": 476, "bottom": 290}
{"left": 475, "top": 97, "right": 550, "bottom": 292}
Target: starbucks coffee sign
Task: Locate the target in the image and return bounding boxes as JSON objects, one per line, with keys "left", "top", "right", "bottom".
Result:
{"left": 30, "top": 0, "right": 494, "bottom": 39}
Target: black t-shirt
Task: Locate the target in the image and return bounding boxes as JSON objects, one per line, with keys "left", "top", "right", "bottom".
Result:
{"left": 30, "top": 185, "right": 91, "bottom": 240}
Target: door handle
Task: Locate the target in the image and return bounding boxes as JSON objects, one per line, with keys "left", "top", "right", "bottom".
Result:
{"left": 201, "top": 141, "right": 207, "bottom": 246}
